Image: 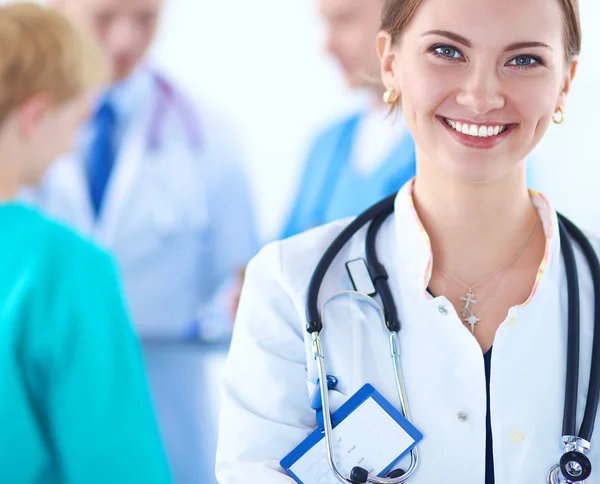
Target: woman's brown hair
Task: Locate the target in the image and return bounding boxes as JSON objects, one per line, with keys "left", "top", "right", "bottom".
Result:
{"left": 380, "top": 0, "right": 581, "bottom": 62}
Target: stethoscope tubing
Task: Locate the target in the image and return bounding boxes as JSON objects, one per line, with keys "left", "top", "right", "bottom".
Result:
{"left": 306, "top": 197, "right": 600, "bottom": 483}
{"left": 306, "top": 194, "right": 397, "bottom": 333}
{"left": 313, "top": 294, "right": 417, "bottom": 483}
{"left": 558, "top": 214, "right": 600, "bottom": 443}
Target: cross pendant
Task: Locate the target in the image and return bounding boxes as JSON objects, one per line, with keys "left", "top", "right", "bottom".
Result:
{"left": 464, "top": 313, "right": 481, "bottom": 334}
{"left": 460, "top": 289, "right": 478, "bottom": 317}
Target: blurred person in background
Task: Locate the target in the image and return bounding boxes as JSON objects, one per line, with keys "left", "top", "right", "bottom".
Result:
{"left": 281, "top": 0, "right": 416, "bottom": 238}
{"left": 0, "top": 3, "right": 169, "bottom": 483}
{"left": 32, "top": 0, "right": 259, "bottom": 482}
{"left": 41, "top": 0, "right": 259, "bottom": 344}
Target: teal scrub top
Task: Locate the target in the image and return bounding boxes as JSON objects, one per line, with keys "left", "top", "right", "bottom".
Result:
{"left": 0, "top": 203, "right": 170, "bottom": 483}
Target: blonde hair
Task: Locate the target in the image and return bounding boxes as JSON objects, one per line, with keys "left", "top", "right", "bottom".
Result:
{"left": 0, "top": 2, "right": 106, "bottom": 124}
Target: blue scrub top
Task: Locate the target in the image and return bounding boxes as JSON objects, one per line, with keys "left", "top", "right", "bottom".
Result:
{"left": 282, "top": 113, "right": 416, "bottom": 238}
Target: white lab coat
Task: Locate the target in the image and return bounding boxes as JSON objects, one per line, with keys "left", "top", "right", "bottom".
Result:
{"left": 217, "top": 181, "right": 600, "bottom": 483}
{"left": 34, "top": 67, "right": 258, "bottom": 338}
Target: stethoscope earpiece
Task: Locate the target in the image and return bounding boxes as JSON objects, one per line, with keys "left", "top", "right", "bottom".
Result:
{"left": 387, "top": 469, "right": 406, "bottom": 478}
{"left": 348, "top": 465, "right": 406, "bottom": 483}
{"left": 349, "top": 466, "right": 369, "bottom": 483}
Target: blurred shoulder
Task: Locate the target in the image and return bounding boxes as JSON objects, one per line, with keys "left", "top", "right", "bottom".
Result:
{"left": 4, "top": 202, "right": 114, "bottom": 273}
{"left": 311, "top": 111, "right": 362, "bottom": 146}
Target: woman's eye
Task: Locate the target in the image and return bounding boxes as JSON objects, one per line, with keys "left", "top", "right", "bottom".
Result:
{"left": 507, "top": 55, "right": 541, "bottom": 68}
{"left": 433, "top": 45, "right": 463, "bottom": 59}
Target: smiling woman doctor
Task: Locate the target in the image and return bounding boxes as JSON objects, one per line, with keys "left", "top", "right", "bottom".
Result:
{"left": 216, "top": 0, "right": 594, "bottom": 483}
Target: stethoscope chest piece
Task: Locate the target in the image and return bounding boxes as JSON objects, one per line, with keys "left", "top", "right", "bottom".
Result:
{"left": 548, "top": 437, "right": 592, "bottom": 483}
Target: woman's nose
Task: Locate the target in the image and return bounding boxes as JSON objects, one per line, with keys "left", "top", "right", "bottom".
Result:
{"left": 455, "top": 65, "right": 506, "bottom": 114}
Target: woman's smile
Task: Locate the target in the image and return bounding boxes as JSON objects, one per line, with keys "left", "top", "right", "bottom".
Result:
{"left": 438, "top": 115, "right": 518, "bottom": 150}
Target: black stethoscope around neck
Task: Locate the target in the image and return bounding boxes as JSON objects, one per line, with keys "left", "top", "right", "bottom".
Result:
{"left": 305, "top": 193, "right": 600, "bottom": 484}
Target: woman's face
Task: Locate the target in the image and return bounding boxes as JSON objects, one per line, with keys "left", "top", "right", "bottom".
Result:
{"left": 378, "top": 0, "right": 577, "bottom": 184}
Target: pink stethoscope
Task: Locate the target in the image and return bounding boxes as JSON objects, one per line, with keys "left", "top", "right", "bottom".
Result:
{"left": 146, "top": 71, "right": 203, "bottom": 150}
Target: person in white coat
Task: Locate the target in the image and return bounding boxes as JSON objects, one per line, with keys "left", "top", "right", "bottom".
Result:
{"left": 41, "top": 0, "right": 258, "bottom": 339}
{"left": 217, "top": 0, "right": 590, "bottom": 483}
{"left": 35, "top": 0, "right": 258, "bottom": 483}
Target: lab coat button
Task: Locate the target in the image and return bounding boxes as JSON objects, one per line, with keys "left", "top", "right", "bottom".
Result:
{"left": 438, "top": 306, "right": 449, "bottom": 316}
{"left": 511, "top": 430, "right": 524, "bottom": 443}
{"left": 457, "top": 411, "right": 469, "bottom": 422}
{"left": 507, "top": 316, "right": 517, "bottom": 328}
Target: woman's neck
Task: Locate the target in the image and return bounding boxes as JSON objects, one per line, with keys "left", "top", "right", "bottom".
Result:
{"left": 413, "top": 160, "right": 540, "bottom": 284}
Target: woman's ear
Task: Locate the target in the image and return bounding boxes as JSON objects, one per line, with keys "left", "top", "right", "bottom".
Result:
{"left": 377, "top": 31, "right": 399, "bottom": 92}
{"left": 556, "top": 57, "right": 578, "bottom": 110}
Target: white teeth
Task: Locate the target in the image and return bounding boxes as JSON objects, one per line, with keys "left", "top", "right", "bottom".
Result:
{"left": 444, "top": 118, "right": 507, "bottom": 138}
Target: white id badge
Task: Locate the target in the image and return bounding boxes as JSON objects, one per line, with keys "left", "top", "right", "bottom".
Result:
{"left": 280, "top": 384, "right": 423, "bottom": 484}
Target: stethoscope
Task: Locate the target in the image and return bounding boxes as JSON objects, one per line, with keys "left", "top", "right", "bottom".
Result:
{"left": 148, "top": 72, "right": 203, "bottom": 150}
{"left": 305, "top": 193, "right": 600, "bottom": 484}
{"left": 117, "top": 71, "right": 204, "bottom": 235}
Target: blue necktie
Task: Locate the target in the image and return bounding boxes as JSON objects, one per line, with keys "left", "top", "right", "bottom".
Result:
{"left": 87, "top": 100, "right": 117, "bottom": 218}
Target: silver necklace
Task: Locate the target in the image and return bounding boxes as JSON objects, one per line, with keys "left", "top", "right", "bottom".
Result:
{"left": 434, "top": 219, "right": 540, "bottom": 333}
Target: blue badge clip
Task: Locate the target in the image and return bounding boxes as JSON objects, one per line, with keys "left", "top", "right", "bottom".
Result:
{"left": 310, "top": 375, "right": 338, "bottom": 430}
